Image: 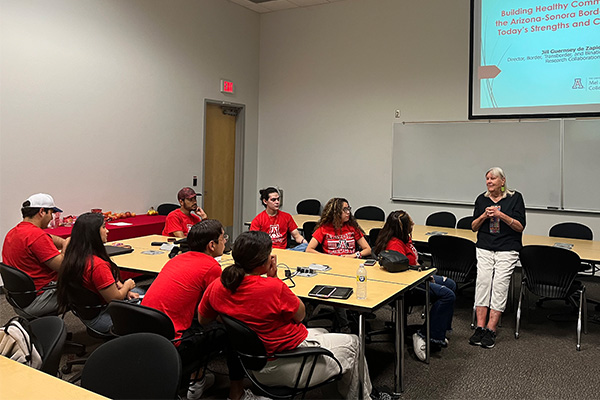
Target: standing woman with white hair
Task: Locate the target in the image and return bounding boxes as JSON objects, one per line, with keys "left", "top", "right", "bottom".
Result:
{"left": 469, "top": 167, "right": 525, "bottom": 349}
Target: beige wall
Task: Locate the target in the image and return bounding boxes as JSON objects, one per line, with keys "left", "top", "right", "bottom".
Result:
{"left": 0, "top": 0, "right": 260, "bottom": 239}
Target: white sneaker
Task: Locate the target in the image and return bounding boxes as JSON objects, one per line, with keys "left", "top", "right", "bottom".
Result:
{"left": 240, "top": 389, "right": 270, "bottom": 400}
{"left": 412, "top": 333, "right": 427, "bottom": 362}
{"left": 187, "top": 372, "right": 215, "bottom": 400}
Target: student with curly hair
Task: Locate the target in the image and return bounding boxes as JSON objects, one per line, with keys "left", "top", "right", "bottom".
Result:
{"left": 306, "top": 197, "right": 371, "bottom": 258}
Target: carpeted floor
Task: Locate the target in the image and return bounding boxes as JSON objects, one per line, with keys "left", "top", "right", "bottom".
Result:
{"left": 2, "top": 271, "right": 600, "bottom": 399}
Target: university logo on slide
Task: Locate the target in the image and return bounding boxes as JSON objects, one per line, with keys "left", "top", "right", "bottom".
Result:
{"left": 572, "top": 78, "right": 584, "bottom": 89}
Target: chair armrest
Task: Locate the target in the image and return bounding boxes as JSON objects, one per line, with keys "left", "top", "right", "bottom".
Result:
{"left": 272, "top": 346, "right": 334, "bottom": 359}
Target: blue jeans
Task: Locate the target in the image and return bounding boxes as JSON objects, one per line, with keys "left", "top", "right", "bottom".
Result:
{"left": 289, "top": 242, "right": 308, "bottom": 252}
{"left": 84, "top": 287, "right": 146, "bottom": 334}
{"left": 417, "top": 275, "right": 456, "bottom": 344}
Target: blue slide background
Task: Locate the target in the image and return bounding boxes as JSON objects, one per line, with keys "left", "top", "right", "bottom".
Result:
{"left": 480, "top": 0, "right": 600, "bottom": 109}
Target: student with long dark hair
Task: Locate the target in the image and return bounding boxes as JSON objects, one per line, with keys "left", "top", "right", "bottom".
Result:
{"left": 373, "top": 210, "right": 456, "bottom": 362}
{"left": 199, "top": 231, "right": 379, "bottom": 399}
{"left": 57, "top": 212, "right": 139, "bottom": 333}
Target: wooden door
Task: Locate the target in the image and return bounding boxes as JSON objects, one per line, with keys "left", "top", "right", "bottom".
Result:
{"left": 204, "top": 103, "right": 236, "bottom": 229}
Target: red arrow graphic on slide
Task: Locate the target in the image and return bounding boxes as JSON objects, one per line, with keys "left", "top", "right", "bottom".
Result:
{"left": 478, "top": 65, "right": 501, "bottom": 79}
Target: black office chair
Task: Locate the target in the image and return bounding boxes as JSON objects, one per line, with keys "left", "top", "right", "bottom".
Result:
{"left": 426, "top": 211, "right": 457, "bottom": 228}
{"left": 81, "top": 332, "right": 182, "bottom": 400}
{"left": 545, "top": 222, "right": 598, "bottom": 308}
{"left": 30, "top": 316, "right": 67, "bottom": 376}
{"left": 368, "top": 228, "right": 381, "bottom": 249}
{"left": 302, "top": 221, "right": 317, "bottom": 243}
{"left": 296, "top": 199, "right": 321, "bottom": 216}
{"left": 428, "top": 235, "right": 477, "bottom": 287}
{"left": 107, "top": 300, "right": 175, "bottom": 338}
{"left": 107, "top": 300, "right": 219, "bottom": 393}
{"left": 456, "top": 216, "right": 474, "bottom": 230}
{"left": 549, "top": 222, "right": 593, "bottom": 240}
{"left": 61, "top": 284, "right": 114, "bottom": 381}
{"left": 354, "top": 206, "right": 385, "bottom": 221}
{"left": 516, "top": 245, "right": 587, "bottom": 351}
{"left": 0, "top": 262, "right": 56, "bottom": 319}
{"left": 221, "top": 314, "right": 342, "bottom": 399}
{"left": 157, "top": 203, "right": 179, "bottom": 216}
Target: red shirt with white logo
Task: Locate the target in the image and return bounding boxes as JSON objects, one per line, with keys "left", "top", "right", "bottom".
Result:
{"left": 162, "top": 208, "right": 201, "bottom": 236}
{"left": 250, "top": 210, "right": 298, "bottom": 249}
{"left": 311, "top": 223, "right": 364, "bottom": 256}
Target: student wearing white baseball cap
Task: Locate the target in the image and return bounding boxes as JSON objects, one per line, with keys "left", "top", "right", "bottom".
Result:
{"left": 1, "top": 193, "right": 70, "bottom": 317}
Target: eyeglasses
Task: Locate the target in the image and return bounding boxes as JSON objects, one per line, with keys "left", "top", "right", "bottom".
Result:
{"left": 342, "top": 207, "right": 352, "bottom": 213}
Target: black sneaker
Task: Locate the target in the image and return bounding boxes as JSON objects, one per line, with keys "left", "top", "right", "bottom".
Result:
{"left": 481, "top": 329, "right": 496, "bottom": 349}
{"left": 469, "top": 327, "right": 485, "bottom": 346}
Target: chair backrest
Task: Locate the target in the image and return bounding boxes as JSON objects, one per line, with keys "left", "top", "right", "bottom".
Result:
{"left": 0, "top": 263, "right": 38, "bottom": 310}
{"left": 428, "top": 235, "right": 477, "bottom": 283}
{"left": 67, "top": 282, "right": 106, "bottom": 321}
{"left": 519, "top": 245, "right": 582, "bottom": 298}
{"left": 456, "top": 216, "right": 474, "bottom": 230}
{"left": 296, "top": 199, "right": 321, "bottom": 215}
{"left": 81, "top": 333, "right": 181, "bottom": 400}
{"left": 354, "top": 206, "right": 385, "bottom": 221}
{"left": 30, "top": 316, "right": 67, "bottom": 376}
{"left": 107, "top": 300, "right": 175, "bottom": 339}
{"left": 425, "top": 211, "right": 457, "bottom": 228}
{"left": 303, "top": 221, "right": 317, "bottom": 243}
{"left": 549, "top": 222, "right": 593, "bottom": 240}
{"left": 157, "top": 203, "right": 179, "bottom": 216}
{"left": 368, "top": 228, "right": 382, "bottom": 248}
{"left": 220, "top": 314, "right": 268, "bottom": 371}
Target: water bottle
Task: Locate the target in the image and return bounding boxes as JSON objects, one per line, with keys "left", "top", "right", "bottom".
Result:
{"left": 356, "top": 264, "right": 367, "bottom": 299}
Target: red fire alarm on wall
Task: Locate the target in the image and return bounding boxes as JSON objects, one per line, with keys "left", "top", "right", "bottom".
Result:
{"left": 220, "top": 79, "right": 234, "bottom": 94}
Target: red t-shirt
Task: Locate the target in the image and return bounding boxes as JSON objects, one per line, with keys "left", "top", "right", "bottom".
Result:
{"left": 385, "top": 237, "right": 418, "bottom": 266}
{"left": 199, "top": 275, "right": 307, "bottom": 355}
{"left": 82, "top": 256, "right": 117, "bottom": 303}
{"left": 250, "top": 210, "right": 298, "bottom": 249}
{"left": 312, "top": 223, "right": 363, "bottom": 256}
{"left": 162, "top": 208, "right": 201, "bottom": 236}
{"left": 2, "top": 221, "right": 60, "bottom": 291}
{"left": 142, "top": 252, "right": 221, "bottom": 342}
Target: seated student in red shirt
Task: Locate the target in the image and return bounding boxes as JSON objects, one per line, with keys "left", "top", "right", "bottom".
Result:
{"left": 143, "top": 219, "right": 232, "bottom": 400}
{"left": 250, "top": 187, "right": 307, "bottom": 251}
{"left": 56, "top": 213, "right": 141, "bottom": 334}
{"left": 372, "top": 210, "right": 456, "bottom": 362}
{"left": 2, "top": 193, "right": 70, "bottom": 317}
{"left": 162, "top": 187, "right": 208, "bottom": 238}
{"left": 199, "top": 231, "right": 381, "bottom": 400}
{"left": 306, "top": 197, "right": 371, "bottom": 258}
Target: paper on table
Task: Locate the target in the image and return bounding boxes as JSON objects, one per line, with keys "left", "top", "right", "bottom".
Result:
{"left": 108, "top": 222, "right": 133, "bottom": 226}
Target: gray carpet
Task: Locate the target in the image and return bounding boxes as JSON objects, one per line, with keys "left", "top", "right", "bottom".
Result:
{"left": 2, "top": 273, "right": 600, "bottom": 399}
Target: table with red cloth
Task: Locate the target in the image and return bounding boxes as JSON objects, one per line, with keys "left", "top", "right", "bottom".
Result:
{"left": 44, "top": 215, "right": 167, "bottom": 241}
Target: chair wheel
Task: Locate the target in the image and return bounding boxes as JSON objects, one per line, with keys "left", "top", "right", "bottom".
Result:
{"left": 515, "top": 332, "right": 519, "bottom": 339}
{"left": 61, "top": 364, "right": 72, "bottom": 374}
{"left": 470, "top": 323, "right": 475, "bottom": 329}
{"left": 577, "top": 344, "right": 581, "bottom": 351}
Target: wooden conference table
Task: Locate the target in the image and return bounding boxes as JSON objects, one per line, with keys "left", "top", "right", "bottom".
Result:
{"left": 294, "top": 214, "right": 600, "bottom": 263}
{"left": 0, "top": 356, "right": 108, "bottom": 400}
{"left": 109, "top": 234, "right": 436, "bottom": 395}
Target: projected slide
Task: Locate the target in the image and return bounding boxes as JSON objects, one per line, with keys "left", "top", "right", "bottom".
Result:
{"left": 471, "top": 0, "right": 600, "bottom": 118}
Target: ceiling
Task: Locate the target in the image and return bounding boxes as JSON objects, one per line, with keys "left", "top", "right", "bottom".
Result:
{"left": 227, "top": 0, "right": 347, "bottom": 14}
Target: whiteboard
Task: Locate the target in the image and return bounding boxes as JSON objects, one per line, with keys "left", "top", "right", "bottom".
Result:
{"left": 392, "top": 121, "right": 561, "bottom": 209}
{"left": 563, "top": 120, "right": 600, "bottom": 212}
